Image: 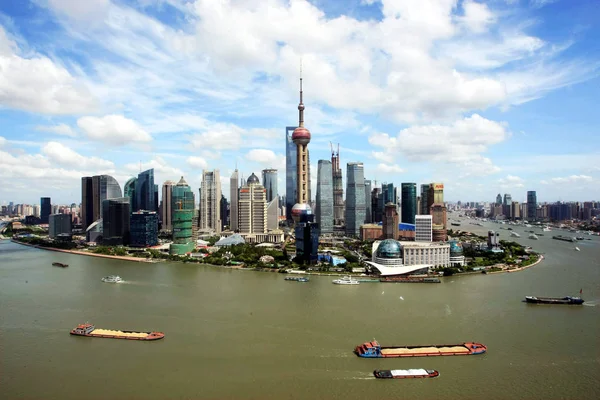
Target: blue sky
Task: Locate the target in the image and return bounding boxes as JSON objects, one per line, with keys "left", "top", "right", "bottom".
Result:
{"left": 0, "top": 0, "right": 599, "bottom": 205}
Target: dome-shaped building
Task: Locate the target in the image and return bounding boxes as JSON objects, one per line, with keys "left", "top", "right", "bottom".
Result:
{"left": 247, "top": 173, "right": 260, "bottom": 185}
{"left": 372, "top": 239, "right": 403, "bottom": 267}
{"left": 449, "top": 240, "right": 465, "bottom": 267}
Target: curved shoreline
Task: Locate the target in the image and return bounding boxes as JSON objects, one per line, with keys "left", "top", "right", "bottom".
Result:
{"left": 487, "top": 254, "right": 545, "bottom": 275}
{"left": 11, "top": 240, "right": 154, "bottom": 263}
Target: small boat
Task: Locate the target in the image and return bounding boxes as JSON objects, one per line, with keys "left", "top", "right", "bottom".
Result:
{"left": 70, "top": 323, "right": 164, "bottom": 340}
{"left": 354, "top": 340, "right": 486, "bottom": 358}
{"left": 524, "top": 296, "right": 584, "bottom": 305}
{"left": 574, "top": 247, "right": 580, "bottom": 251}
{"left": 52, "top": 262, "right": 68, "bottom": 268}
{"left": 510, "top": 231, "right": 520, "bottom": 237}
{"left": 101, "top": 275, "right": 123, "bottom": 283}
{"left": 332, "top": 276, "right": 359, "bottom": 285}
{"left": 373, "top": 369, "right": 439, "bottom": 379}
{"left": 284, "top": 276, "right": 309, "bottom": 282}
{"left": 528, "top": 234, "right": 539, "bottom": 240}
{"left": 543, "top": 227, "right": 551, "bottom": 232}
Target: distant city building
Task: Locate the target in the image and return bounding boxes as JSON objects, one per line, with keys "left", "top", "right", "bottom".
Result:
{"left": 285, "top": 126, "right": 298, "bottom": 222}
{"left": 161, "top": 180, "right": 175, "bottom": 231}
{"left": 315, "top": 160, "right": 333, "bottom": 235}
{"left": 81, "top": 175, "right": 122, "bottom": 230}
{"left": 512, "top": 201, "right": 520, "bottom": 219}
{"left": 401, "top": 183, "right": 417, "bottom": 224}
{"left": 496, "top": 193, "right": 503, "bottom": 205}
{"left": 382, "top": 202, "right": 399, "bottom": 240}
{"left": 40, "top": 197, "right": 51, "bottom": 224}
{"left": 419, "top": 184, "right": 430, "bottom": 215}
{"left": 49, "top": 214, "right": 72, "bottom": 239}
{"left": 364, "top": 179, "right": 372, "bottom": 224}
{"left": 345, "top": 162, "right": 366, "bottom": 237}
{"left": 266, "top": 196, "right": 279, "bottom": 231}
{"left": 371, "top": 187, "right": 382, "bottom": 223}
{"left": 427, "top": 183, "right": 444, "bottom": 213}
{"left": 101, "top": 197, "right": 130, "bottom": 245}
{"left": 503, "top": 193, "right": 512, "bottom": 218}
{"left": 331, "top": 143, "right": 344, "bottom": 225}
{"left": 262, "top": 169, "right": 278, "bottom": 203}
{"left": 135, "top": 169, "right": 157, "bottom": 212}
{"left": 431, "top": 204, "right": 447, "bottom": 241}
{"left": 527, "top": 191, "right": 537, "bottom": 221}
{"left": 170, "top": 176, "right": 195, "bottom": 255}
{"left": 220, "top": 194, "right": 229, "bottom": 230}
{"left": 365, "top": 239, "right": 449, "bottom": 276}
{"left": 124, "top": 177, "right": 137, "bottom": 210}
{"left": 230, "top": 169, "right": 239, "bottom": 232}
{"left": 130, "top": 211, "right": 158, "bottom": 247}
{"left": 415, "top": 215, "right": 433, "bottom": 242}
{"left": 200, "top": 169, "right": 222, "bottom": 233}
{"left": 238, "top": 173, "right": 267, "bottom": 234}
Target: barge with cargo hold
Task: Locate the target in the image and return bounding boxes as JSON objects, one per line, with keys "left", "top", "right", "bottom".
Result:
{"left": 524, "top": 296, "right": 584, "bottom": 305}
{"left": 70, "top": 323, "right": 164, "bottom": 340}
{"left": 373, "top": 369, "right": 439, "bottom": 379}
{"left": 354, "top": 340, "right": 486, "bottom": 358}
{"left": 380, "top": 276, "right": 440, "bottom": 283}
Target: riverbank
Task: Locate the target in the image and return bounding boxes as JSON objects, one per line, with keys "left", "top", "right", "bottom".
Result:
{"left": 11, "top": 240, "right": 153, "bottom": 263}
{"left": 488, "top": 255, "right": 545, "bottom": 274}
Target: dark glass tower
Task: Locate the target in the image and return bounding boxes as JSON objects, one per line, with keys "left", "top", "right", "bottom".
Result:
{"left": 135, "top": 169, "right": 156, "bottom": 212}
{"left": 345, "top": 162, "right": 366, "bottom": 237}
{"left": 315, "top": 160, "right": 333, "bottom": 234}
{"left": 527, "top": 191, "right": 537, "bottom": 221}
{"left": 401, "top": 183, "right": 417, "bottom": 224}
{"left": 262, "top": 169, "right": 278, "bottom": 203}
{"left": 285, "top": 126, "right": 297, "bottom": 222}
{"left": 420, "top": 184, "right": 430, "bottom": 215}
{"left": 40, "top": 197, "right": 51, "bottom": 224}
{"left": 101, "top": 197, "right": 130, "bottom": 245}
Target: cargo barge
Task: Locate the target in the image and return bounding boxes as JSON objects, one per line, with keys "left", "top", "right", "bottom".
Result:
{"left": 70, "top": 323, "right": 164, "bottom": 340}
{"left": 373, "top": 369, "right": 439, "bottom": 379}
{"left": 552, "top": 235, "right": 576, "bottom": 242}
{"left": 354, "top": 340, "right": 486, "bottom": 358}
{"left": 52, "top": 262, "right": 68, "bottom": 268}
{"left": 380, "top": 277, "right": 440, "bottom": 283}
{"left": 525, "top": 296, "right": 584, "bottom": 305}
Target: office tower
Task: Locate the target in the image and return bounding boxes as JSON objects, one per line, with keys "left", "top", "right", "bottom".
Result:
{"left": 81, "top": 175, "right": 122, "bottom": 229}
{"left": 49, "top": 214, "right": 72, "bottom": 239}
{"left": 285, "top": 126, "right": 297, "bottom": 222}
{"left": 262, "top": 169, "right": 278, "bottom": 203}
{"left": 101, "top": 197, "right": 130, "bottom": 245}
{"left": 81, "top": 177, "right": 94, "bottom": 229}
{"left": 220, "top": 194, "right": 229, "bottom": 229}
{"left": 496, "top": 193, "right": 502, "bottom": 205}
{"left": 431, "top": 204, "right": 447, "bottom": 241}
{"left": 170, "top": 176, "right": 195, "bottom": 255}
{"left": 382, "top": 183, "right": 395, "bottom": 204}
{"left": 503, "top": 193, "right": 512, "bottom": 219}
{"left": 124, "top": 177, "right": 137, "bottom": 210}
{"left": 426, "top": 183, "right": 444, "bottom": 212}
{"left": 266, "top": 196, "right": 279, "bottom": 231}
{"left": 371, "top": 187, "right": 382, "bottom": 223}
{"left": 527, "top": 191, "right": 537, "bottom": 221}
{"left": 130, "top": 211, "right": 158, "bottom": 247}
{"left": 135, "top": 169, "right": 156, "bottom": 212}
{"left": 161, "top": 180, "right": 175, "bottom": 231}
{"left": 420, "top": 184, "right": 430, "bottom": 214}
{"left": 238, "top": 173, "right": 267, "bottom": 234}
{"left": 382, "top": 202, "right": 399, "bottom": 239}
{"left": 401, "top": 183, "right": 417, "bottom": 224}
{"left": 40, "top": 197, "right": 51, "bottom": 224}
{"left": 230, "top": 169, "right": 239, "bottom": 232}
{"left": 200, "top": 169, "right": 222, "bottom": 233}
{"left": 364, "top": 179, "right": 372, "bottom": 223}
{"left": 331, "top": 143, "right": 344, "bottom": 224}
{"left": 315, "top": 160, "right": 333, "bottom": 234}
{"left": 415, "top": 215, "right": 433, "bottom": 242}
{"left": 345, "top": 162, "right": 366, "bottom": 237}
{"left": 512, "top": 201, "right": 520, "bottom": 219}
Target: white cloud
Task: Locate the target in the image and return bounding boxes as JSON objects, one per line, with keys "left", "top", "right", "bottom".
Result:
{"left": 186, "top": 156, "right": 208, "bottom": 169}
{"left": 245, "top": 149, "right": 285, "bottom": 170}
{"left": 44, "top": 0, "right": 110, "bottom": 23}
{"left": 541, "top": 175, "right": 593, "bottom": 185}
{"left": 376, "top": 163, "right": 405, "bottom": 174}
{"left": 498, "top": 174, "right": 525, "bottom": 187}
{"left": 77, "top": 115, "right": 152, "bottom": 145}
{"left": 35, "top": 123, "right": 78, "bottom": 137}
{"left": 0, "top": 136, "right": 6, "bottom": 148}
{"left": 459, "top": 1, "right": 496, "bottom": 33}
{"left": 41, "top": 141, "right": 114, "bottom": 169}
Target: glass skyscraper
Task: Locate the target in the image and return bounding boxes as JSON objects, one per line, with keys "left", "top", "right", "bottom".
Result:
{"left": 420, "top": 184, "right": 430, "bottom": 215}
{"left": 527, "top": 191, "right": 537, "bottom": 221}
{"left": 401, "top": 183, "right": 417, "bottom": 224}
{"left": 285, "top": 126, "right": 297, "bottom": 221}
{"left": 135, "top": 169, "right": 156, "bottom": 212}
{"left": 345, "top": 162, "right": 366, "bottom": 237}
{"left": 170, "top": 176, "right": 195, "bottom": 255}
{"left": 262, "top": 169, "right": 278, "bottom": 203}
{"left": 40, "top": 197, "right": 51, "bottom": 224}
{"left": 130, "top": 211, "right": 158, "bottom": 247}
{"left": 124, "top": 177, "right": 137, "bottom": 210}
{"left": 315, "top": 160, "right": 333, "bottom": 234}
{"left": 81, "top": 175, "right": 122, "bottom": 229}
{"left": 364, "top": 180, "right": 372, "bottom": 223}
{"left": 101, "top": 197, "right": 130, "bottom": 245}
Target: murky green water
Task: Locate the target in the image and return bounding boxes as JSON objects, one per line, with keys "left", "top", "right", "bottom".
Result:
{"left": 1, "top": 221, "right": 599, "bottom": 399}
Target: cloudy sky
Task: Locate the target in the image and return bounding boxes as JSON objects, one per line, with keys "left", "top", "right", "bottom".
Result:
{"left": 1, "top": 0, "right": 599, "bottom": 206}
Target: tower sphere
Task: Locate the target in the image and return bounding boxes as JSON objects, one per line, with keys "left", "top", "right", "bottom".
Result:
{"left": 291, "top": 202, "right": 313, "bottom": 224}
{"left": 292, "top": 126, "right": 311, "bottom": 145}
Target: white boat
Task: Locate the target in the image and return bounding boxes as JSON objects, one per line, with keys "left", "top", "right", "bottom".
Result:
{"left": 101, "top": 275, "right": 123, "bottom": 283}
{"left": 510, "top": 231, "right": 521, "bottom": 238}
{"left": 574, "top": 247, "right": 580, "bottom": 252}
{"left": 528, "top": 234, "right": 539, "bottom": 240}
{"left": 525, "top": 224, "right": 532, "bottom": 228}
{"left": 542, "top": 227, "right": 551, "bottom": 232}
{"left": 332, "top": 276, "right": 360, "bottom": 285}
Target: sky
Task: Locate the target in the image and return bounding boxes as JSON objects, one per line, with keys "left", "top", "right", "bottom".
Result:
{"left": 0, "top": 0, "right": 599, "bottom": 206}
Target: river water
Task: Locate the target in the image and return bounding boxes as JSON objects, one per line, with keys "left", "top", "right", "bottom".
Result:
{"left": 1, "top": 218, "right": 599, "bottom": 400}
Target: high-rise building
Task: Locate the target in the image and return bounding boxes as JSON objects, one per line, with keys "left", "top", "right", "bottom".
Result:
{"left": 331, "top": 143, "right": 344, "bottom": 225}
{"left": 527, "top": 191, "right": 537, "bottom": 221}
{"left": 427, "top": 183, "right": 444, "bottom": 213}
{"left": 230, "top": 169, "right": 239, "bottom": 232}
{"left": 512, "top": 201, "right": 520, "bottom": 219}
{"left": 315, "top": 160, "right": 333, "bottom": 234}
{"left": 81, "top": 175, "right": 122, "bottom": 230}
{"left": 503, "top": 193, "right": 512, "bottom": 219}
{"left": 420, "top": 184, "right": 430, "bottom": 215}
{"left": 431, "top": 204, "right": 447, "bottom": 242}
{"left": 371, "top": 187, "right": 382, "bottom": 223}
{"left": 382, "top": 202, "right": 399, "bottom": 239}
{"left": 496, "top": 193, "right": 502, "bottom": 205}
{"left": 200, "top": 169, "right": 222, "bottom": 233}
{"left": 266, "top": 196, "right": 279, "bottom": 231}
{"left": 364, "top": 179, "right": 372, "bottom": 224}
{"left": 49, "top": 214, "right": 72, "bottom": 239}
{"left": 130, "top": 211, "right": 158, "bottom": 247}
{"left": 285, "top": 126, "right": 297, "bottom": 222}
{"left": 101, "top": 197, "right": 130, "bottom": 245}
{"left": 262, "top": 169, "right": 278, "bottom": 203}
{"left": 161, "top": 180, "right": 175, "bottom": 231}
{"left": 401, "top": 183, "right": 417, "bottom": 224}
{"left": 170, "top": 176, "right": 195, "bottom": 255}
{"left": 124, "top": 177, "right": 137, "bottom": 210}
{"left": 81, "top": 177, "right": 93, "bottom": 229}
{"left": 135, "top": 169, "right": 156, "bottom": 212}
{"left": 415, "top": 215, "right": 432, "bottom": 242}
{"left": 40, "top": 197, "right": 51, "bottom": 224}
{"left": 220, "top": 194, "right": 229, "bottom": 230}
{"left": 239, "top": 173, "right": 267, "bottom": 234}
{"left": 345, "top": 162, "right": 366, "bottom": 237}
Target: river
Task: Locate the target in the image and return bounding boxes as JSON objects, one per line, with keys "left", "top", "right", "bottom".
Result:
{"left": 1, "top": 218, "right": 599, "bottom": 400}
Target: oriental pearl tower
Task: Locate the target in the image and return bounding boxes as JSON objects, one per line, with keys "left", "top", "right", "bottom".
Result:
{"left": 291, "top": 70, "right": 312, "bottom": 224}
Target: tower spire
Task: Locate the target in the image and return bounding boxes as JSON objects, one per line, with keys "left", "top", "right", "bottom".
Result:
{"left": 298, "top": 59, "right": 304, "bottom": 128}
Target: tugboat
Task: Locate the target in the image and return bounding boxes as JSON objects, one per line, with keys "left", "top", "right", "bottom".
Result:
{"left": 52, "top": 262, "right": 68, "bottom": 268}
{"left": 524, "top": 296, "right": 584, "bottom": 305}
{"left": 373, "top": 369, "right": 439, "bottom": 379}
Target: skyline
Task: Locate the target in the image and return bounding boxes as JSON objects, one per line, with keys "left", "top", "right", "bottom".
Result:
{"left": 1, "top": 0, "right": 599, "bottom": 205}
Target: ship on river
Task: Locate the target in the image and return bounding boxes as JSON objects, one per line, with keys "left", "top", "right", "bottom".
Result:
{"left": 70, "top": 323, "right": 164, "bottom": 340}
{"left": 524, "top": 296, "right": 584, "bottom": 305}
{"left": 354, "top": 340, "right": 486, "bottom": 358}
{"left": 373, "top": 368, "right": 439, "bottom": 379}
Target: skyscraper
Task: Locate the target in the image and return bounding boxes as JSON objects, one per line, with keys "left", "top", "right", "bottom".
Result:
{"left": 230, "top": 169, "right": 239, "bottom": 232}
{"left": 401, "top": 183, "right": 417, "bottom": 224}
{"left": 161, "top": 180, "right": 174, "bottom": 231}
{"left": 331, "top": 143, "right": 344, "bottom": 224}
{"left": 81, "top": 177, "right": 93, "bottom": 229}
{"left": 81, "top": 175, "right": 122, "bottom": 229}
{"left": 285, "top": 126, "right": 297, "bottom": 222}
{"left": 415, "top": 215, "right": 433, "bottom": 242}
{"left": 170, "top": 176, "right": 195, "bottom": 255}
{"left": 364, "top": 179, "right": 372, "bottom": 223}
{"left": 420, "top": 184, "right": 430, "bottom": 215}
{"left": 130, "top": 211, "right": 158, "bottom": 247}
{"left": 220, "top": 194, "right": 229, "bottom": 230}
{"left": 496, "top": 193, "right": 502, "bottom": 205}
{"left": 238, "top": 173, "right": 267, "bottom": 234}
{"left": 124, "top": 177, "right": 137, "bottom": 210}
{"left": 382, "top": 202, "right": 399, "bottom": 239}
{"left": 316, "top": 160, "right": 333, "bottom": 234}
{"left": 200, "top": 169, "right": 222, "bottom": 233}
{"left": 40, "top": 197, "right": 51, "bottom": 224}
{"left": 101, "top": 197, "right": 130, "bottom": 245}
{"left": 345, "top": 162, "right": 366, "bottom": 237}
{"left": 527, "top": 191, "right": 537, "bottom": 221}
{"left": 262, "top": 169, "right": 278, "bottom": 203}
{"left": 503, "top": 193, "right": 512, "bottom": 219}
{"left": 135, "top": 169, "right": 156, "bottom": 212}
